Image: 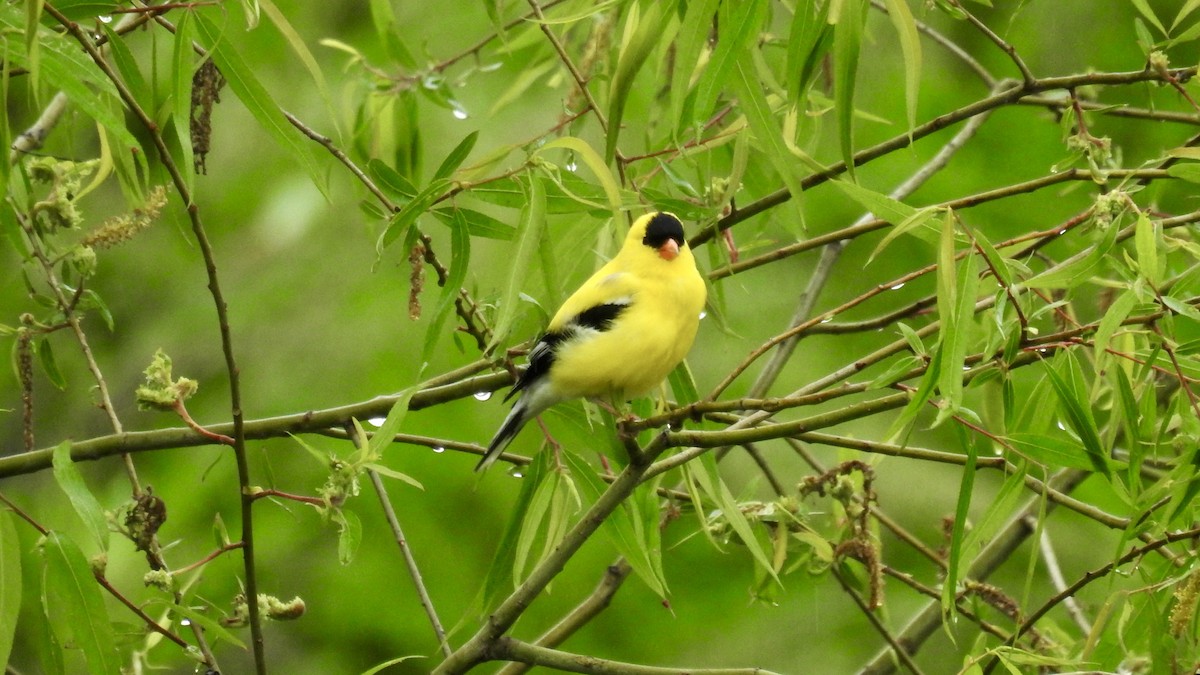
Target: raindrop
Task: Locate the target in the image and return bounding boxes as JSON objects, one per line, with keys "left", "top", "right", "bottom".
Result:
{"left": 698, "top": 311, "right": 707, "bottom": 320}
{"left": 180, "top": 618, "right": 192, "bottom": 626}
{"left": 962, "top": 365, "right": 971, "bottom": 371}
{"left": 473, "top": 390, "right": 493, "bottom": 402}
{"left": 565, "top": 160, "right": 578, "bottom": 172}
{"left": 511, "top": 471, "right": 524, "bottom": 479}
{"left": 449, "top": 101, "right": 469, "bottom": 120}
{"left": 1058, "top": 229, "right": 1067, "bottom": 235}
{"left": 890, "top": 282, "right": 905, "bottom": 290}
{"left": 432, "top": 446, "right": 445, "bottom": 454}
{"left": 1056, "top": 420, "right": 1066, "bottom": 431}
{"left": 820, "top": 316, "right": 833, "bottom": 323}
{"left": 367, "top": 417, "right": 387, "bottom": 428}
{"left": 98, "top": 14, "right": 113, "bottom": 23}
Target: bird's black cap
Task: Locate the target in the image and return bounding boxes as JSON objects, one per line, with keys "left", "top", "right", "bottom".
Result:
{"left": 642, "top": 212, "right": 686, "bottom": 250}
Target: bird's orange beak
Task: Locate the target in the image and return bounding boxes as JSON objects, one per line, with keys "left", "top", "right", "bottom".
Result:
{"left": 658, "top": 238, "right": 680, "bottom": 261}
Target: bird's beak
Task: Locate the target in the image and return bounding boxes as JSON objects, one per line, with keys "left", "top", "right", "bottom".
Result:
{"left": 658, "top": 238, "right": 680, "bottom": 261}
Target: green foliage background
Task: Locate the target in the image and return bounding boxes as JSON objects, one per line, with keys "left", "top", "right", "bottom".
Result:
{"left": 2, "top": 1, "right": 1200, "bottom": 673}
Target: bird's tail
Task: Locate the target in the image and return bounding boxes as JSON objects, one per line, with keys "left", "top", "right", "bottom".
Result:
{"left": 476, "top": 400, "right": 530, "bottom": 472}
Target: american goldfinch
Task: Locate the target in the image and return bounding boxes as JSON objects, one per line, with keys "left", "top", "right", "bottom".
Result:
{"left": 477, "top": 211, "right": 707, "bottom": 472}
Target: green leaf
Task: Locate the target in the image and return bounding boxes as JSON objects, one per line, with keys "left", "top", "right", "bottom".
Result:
{"left": 1093, "top": 290, "right": 1137, "bottom": 373}
{"left": 1131, "top": 0, "right": 1168, "bottom": 36}
{"left": 1007, "top": 433, "right": 1103, "bottom": 472}
{"left": 1167, "top": 163, "right": 1200, "bottom": 184}
{"left": 480, "top": 452, "right": 549, "bottom": 612}
{"left": 488, "top": 175, "right": 547, "bottom": 352}
{"left": 1023, "top": 219, "right": 1117, "bottom": 289}
{"left": 432, "top": 130, "right": 478, "bottom": 182}
{"left": 1173, "top": 0, "right": 1200, "bottom": 30}
{"left": 513, "top": 470, "right": 559, "bottom": 583}
{"left": 867, "top": 354, "right": 924, "bottom": 389}
{"left": 367, "top": 158, "right": 418, "bottom": 200}
{"left": 691, "top": 453, "right": 778, "bottom": 584}
{"left": 101, "top": 23, "right": 151, "bottom": 115}
{"left": 259, "top": 0, "right": 336, "bottom": 128}
{"left": 431, "top": 207, "right": 514, "bottom": 240}
{"left": 670, "top": 0, "right": 720, "bottom": 130}
{"left": 360, "top": 655, "right": 424, "bottom": 675}
{"left": 192, "top": 11, "right": 328, "bottom": 197}
{"left": 606, "top": 0, "right": 669, "bottom": 161}
{"left": 833, "top": 0, "right": 866, "bottom": 177}
{"left": 1134, "top": 211, "right": 1160, "bottom": 286}
{"left": 561, "top": 451, "right": 668, "bottom": 596}
{"left": 366, "top": 386, "right": 418, "bottom": 456}
{"left": 539, "top": 137, "right": 622, "bottom": 214}
{"left": 731, "top": 52, "right": 807, "bottom": 214}
{"left": 882, "top": 0, "right": 922, "bottom": 133}
{"left": 41, "top": 532, "right": 121, "bottom": 675}
{"left": 935, "top": 211, "right": 978, "bottom": 426}
{"left": 171, "top": 9, "right": 196, "bottom": 193}
{"left": 51, "top": 442, "right": 109, "bottom": 552}
{"left": 1162, "top": 294, "right": 1200, "bottom": 322}
{"left": 376, "top": 179, "right": 448, "bottom": 252}
{"left": 943, "top": 426, "right": 976, "bottom": 623}
{"left": 785, "top": 0, "right": 833, "bottom": 111}
{"left": 968, "top": 223, "right": 1014, "bottom": 288}
{"left": 336, "top": 509, "right": 361, "bottom": 566}
{"left": 0, "top": 510, "right": 20, "bottom": 669}
{"left": 421, "top": 207, "right": 470, "bottom": 360}
{"left": 1042, "top": 352, "right": 1111, "bottom": 476}
{"left": 691, "top": 0, "right": 767, "bottom": 129}
{"left": 145, "top": 598, "right": 246, "bottom": 648}
{"left": 885, "top": 343, "right": 943, "bottom": 445}
{"left": 36, "top": 338, "right": 66, "bottom": 390}
{"left": 364, "top": 464, "right": 423, "bottom": 490}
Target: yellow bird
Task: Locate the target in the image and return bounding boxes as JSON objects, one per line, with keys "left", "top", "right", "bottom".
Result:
{"left": 478, "top": 211, "right": 707, "bottom": 472}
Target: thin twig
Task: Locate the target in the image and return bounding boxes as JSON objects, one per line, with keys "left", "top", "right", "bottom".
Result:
{"left": 490, "top": 636, "right": 783, "bottom": 675}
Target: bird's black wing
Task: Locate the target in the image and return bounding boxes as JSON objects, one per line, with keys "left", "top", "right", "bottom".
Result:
{"left": 503, "top": 301, "right": 630, "bottom": 402}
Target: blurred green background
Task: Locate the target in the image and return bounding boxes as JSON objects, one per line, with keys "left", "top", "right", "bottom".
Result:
{"left": 3, "top": 1, "right": 1200, "bottom": 673}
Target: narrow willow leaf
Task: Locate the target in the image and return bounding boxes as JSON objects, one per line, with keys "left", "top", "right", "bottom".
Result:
{"left": 36, "top": 338, "right": 66, "bottom": 390}
{"left": 561, "top": 451, "right": 667, "bottom": 596}
{"left": 691, "top": 0, "right": 767, "bottom": 129}
{"left": 958, "top": 462, "right": 1026, "bottom": 561}
{"left": 935, "top": 212, "right": 978, "bottom": 426}
{"left": 1173, "top": 0, "right": 1200, "bottom": 30}
{"left": 360, "top": 655, "right": 424, "bottom": 675}
{"left": 514, "top": 471, "right": 559, "bottom": 584}
{"left": 943, "top": 426, "right": 976, "bottom": 623}
{"left": 1162, "top": 294, "right": 1200, "bottom": 322}
{"left": 693, "top": 453, "right": 778, "bottom": 583}
{"left": 606, "top": 1, "right": 669, "bottom": 161}
{"left": 23, "top": 539, "right": 63, "bottom": 675}
{"left": 885, "top": 344, "right": 943, "bottom": 444}
{"left": 785, "top": 0, "right": 832, "bottom": 110}
{"left": 367, "top": 158, "right": 418, "bottom": 200}
{"left": 259, "top": 0, "right": 336, "bottom": 125}
{"left": 0, "top": 510, "right": 19, "bottom": 668}
{"left": 868, "top": 206, "right": 940, "bottom": 262}
{"left": 967, "top": 223, "right": 1014, "bottom": 287}
{"left": 1167, "top": 163, "right": 1200, "bottom": 183}
{"left": 1007, "top": 433, "right": 1103, "bottom": 472}
{"left": 431, "top": 207, "right": 514, "bottom": 240}
{"left": 668, "top": 359, "right": 701, "bottom": 405}
{"left": 833, "top": 0, "right": 865, "bottom": 177}
{"left": 731, "top": 53, "right": 807, "bottom": 213}
{"left": 1024, "top": 220, "right": 1117, "bottom": 289}
{"left": 488, "top": 175, "right": 547, "bottom": 352}
{"left": 882, "top": 0, "right": 921, "bottom": 133}
{"left": 145, "top": 599, "right": 246, "bottom": 648}
{"left": 1093, "top": 290, "right": 1137, "bottom": 373}
{"left": 867, "top": 354, "right": 923, "bottom": 389}
{"left": 364, "top": 464, "right": 423, "bottom": 490}
{"left": 1134, "top": 211, "right": 1160, "bottom": 286}
{"left": 432, "top": 130, "right": 479, "bottom": 182}
{"left": 101, "top": 24, "right": 150, "bottom": 115}
{"left": 670, "top": 0, "right": 720, "bottom": 130}
{"left": 470, "top": 174, "right": 608, "bottom": 214}
{"left": 337, "top": 509, "right": 361, "bottom": 566}
{"left": 366, "top": 385, "right": 418, "bottom": 456}
{"left": 480, "top": 452, "right": 549, "bottom": 612}
{"left": 421, "top": 207, "right": 470, "bottom": 360}
{"left": 193, "top": 12, "right": 328, "bottom": 197}
{"left": 539, "top": 137, "right": 622, "bottom": 213}
{"left": 1131, "top": 0, "right": 1168, "bottom": 36}
{"left": 376, "top": 179, "right": 448, "bottom": 252}
{"left": 51, "top": 442, "right": 109, "bottom": 552}
{"left": 1043, "top": 353, "right": 1110, "bottom": 476}
{"left": 41, "top": 532, "right": 121, "bottom": 675}
{"left": 831, "top": 178, "right": 919, "bottom": 226}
